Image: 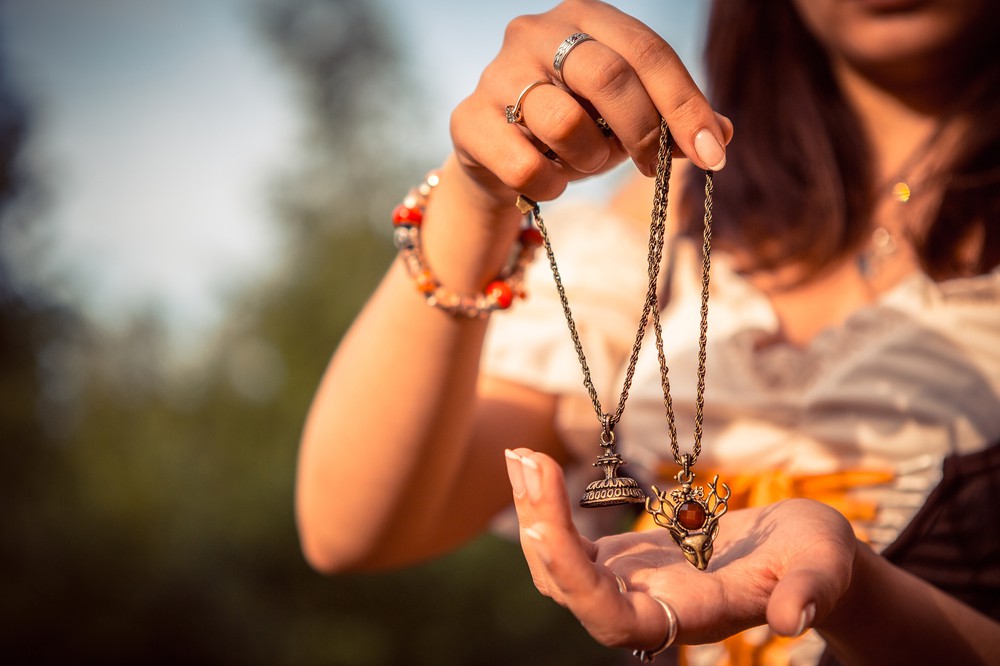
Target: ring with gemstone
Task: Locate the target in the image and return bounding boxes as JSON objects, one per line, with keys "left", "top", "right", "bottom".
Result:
{"left": 505, "top": 80, "right": 552, "bottom": 125}
{"left": 552, "top": 32, "right": 595, "bottom": 85}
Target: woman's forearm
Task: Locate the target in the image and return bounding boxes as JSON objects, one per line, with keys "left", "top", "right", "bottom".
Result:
{"left": 818, "top": 541, "right": 1000, "bottom": 665}
{"left": 295, "top": 155, "right": 530, "bottom": 572}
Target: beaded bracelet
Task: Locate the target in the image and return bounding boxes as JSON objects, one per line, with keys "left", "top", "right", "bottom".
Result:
{"left": 392, "top": 171, "right": 544, "bottom": 318}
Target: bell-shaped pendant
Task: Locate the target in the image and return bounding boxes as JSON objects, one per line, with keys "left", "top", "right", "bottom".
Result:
{"left": 580, "top": 415, "right": 646, "bottom": 508}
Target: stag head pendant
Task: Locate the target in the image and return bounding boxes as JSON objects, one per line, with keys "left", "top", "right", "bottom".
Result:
{"left": 645, "top": 472, "right": 731, "bottom": 570}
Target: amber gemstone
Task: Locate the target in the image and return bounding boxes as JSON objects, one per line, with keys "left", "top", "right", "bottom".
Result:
{"left": 487, "top": 280, "right": 514, "bottom": 309}
{"left": 392, "top": 204, "right": 423, "bottom": 227}
{"left": 676, "top": 500, "right": 707, "bottom": 530}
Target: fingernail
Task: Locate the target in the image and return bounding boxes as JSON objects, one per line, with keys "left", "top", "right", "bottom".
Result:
{"left": 520, "top": 455, "right": 543, "bottom": 501}
{"left": 794, "top": 603, "right": 817, "bottom": 636}
{"left": 504, "top": 449, "right": 526, "bottom": 498}
{"left": 522, "top": 525, "right": 551, "bottom": 564}
{"left": 694, "top": 128, "right": 727, "bottom": 171}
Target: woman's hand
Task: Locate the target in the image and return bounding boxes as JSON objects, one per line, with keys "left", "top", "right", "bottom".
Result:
{"left": 451, "top": 0, "right": 733, "bottom": 206}
{"left": 504, "top": 447, "right": 857, "bottom": 651}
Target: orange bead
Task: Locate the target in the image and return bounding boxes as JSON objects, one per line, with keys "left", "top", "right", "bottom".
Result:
{"left": 487, "top": 280, "right": 514, "bottom": 309}
{"left": 415, "top": 270, "right": 437, "bottom": 293}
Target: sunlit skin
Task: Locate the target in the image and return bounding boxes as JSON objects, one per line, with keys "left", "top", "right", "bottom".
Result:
{"left": 792, "top": 0, "right": 992, "bottom": 94}
{"left": 296, "top": 0, "right": 1000, "bottom": 662}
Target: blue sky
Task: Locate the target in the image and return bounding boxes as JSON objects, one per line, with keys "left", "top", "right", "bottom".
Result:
{"left": 0, "top": 0, "right": 706, "bottom": 344}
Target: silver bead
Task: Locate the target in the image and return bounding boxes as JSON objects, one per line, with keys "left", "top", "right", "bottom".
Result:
{"left": 393, "top": 226, "right": 415, "bottom": 250}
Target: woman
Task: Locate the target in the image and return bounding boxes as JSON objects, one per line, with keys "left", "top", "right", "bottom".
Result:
{"left": 296, "top": 0, "right": 1000, "bottom": 663}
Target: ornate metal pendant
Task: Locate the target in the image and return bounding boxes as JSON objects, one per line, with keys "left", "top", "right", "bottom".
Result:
{"left": 579, "top": 416, "right": 646, "bottom": 507}
{"left": 645, "top": 455, "right": 731, "bottom": 570}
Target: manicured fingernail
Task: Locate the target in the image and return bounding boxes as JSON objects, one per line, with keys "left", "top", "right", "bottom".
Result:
{"left": 522, "top": 525, "right": 551, "bottom": 564}
{"left": 520, "top": 455, "right": 543, "bottom": 501}
{"left": 795, "top": 603, "right": 817, "bottom": 636}
{"left": 504, "top": 449, "right": 526, "bottom": 498}
{"left": 694, "top": 128, "right": 727, "bottom": 171}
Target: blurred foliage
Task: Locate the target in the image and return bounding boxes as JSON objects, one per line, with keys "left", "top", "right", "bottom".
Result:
{"left": 0, "top": 0, "right": 616, "bottom": 663}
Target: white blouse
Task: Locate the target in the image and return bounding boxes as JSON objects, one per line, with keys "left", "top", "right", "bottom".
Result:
{"left": 483, "top": 201, "right": 1000, "bottom": 548}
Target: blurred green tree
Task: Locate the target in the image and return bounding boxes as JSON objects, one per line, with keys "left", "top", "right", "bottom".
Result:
{"left": 0, "top": 1, "right": 614, "bottom": 664}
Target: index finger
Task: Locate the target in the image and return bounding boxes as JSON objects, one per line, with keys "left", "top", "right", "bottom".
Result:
{"left": 553, "top": 2, "right": 730, "bottom": 172}
{"left": 513, "top": 450, "right": 677, "bottom": 652}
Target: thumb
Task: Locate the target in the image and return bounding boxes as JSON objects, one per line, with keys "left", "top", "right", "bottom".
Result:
{"left": 766, "top": 503, "right": 856, "bottom": 636}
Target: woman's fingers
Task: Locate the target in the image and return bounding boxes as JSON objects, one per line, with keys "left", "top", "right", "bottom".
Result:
{"left": 512, "top": 82, "right": 616, "bottom": 174}
{"left": 504, "top": 448, "right": 676, "bottom": 652}
{"left": 552, "top": 30, "right": 697, "bottom": 173}
{"left": 507, "top": 2, "right": 730, "bottom": 173}
{"left": 452, "top": 0, "right": 733, "bottom": 201}
{"left": 452, "top": 95, "right": 572, "bottom": 202}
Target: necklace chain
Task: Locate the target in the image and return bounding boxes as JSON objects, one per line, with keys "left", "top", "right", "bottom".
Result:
{"left": 531, "top": 118, "right": 714, "bottom": 467}
{"left": 652, "top": 166, "right": 713, "bottom": 467}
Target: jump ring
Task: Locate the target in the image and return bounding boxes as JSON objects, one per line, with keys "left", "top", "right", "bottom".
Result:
{"left": 553, "top": 32, "right": 595, "bottom": 85}
{"left": 595, "top": 116, "right": 614, "bottom": 138}
{"left": 505, "top": 80, "right": 552, "bottom": 125}
{"left": 633, "top": 596, "right": 678, "bottom": 663}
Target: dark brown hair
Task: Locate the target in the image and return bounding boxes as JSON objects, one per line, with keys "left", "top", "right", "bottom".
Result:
{"left": 682, "top": 0, "right": 1000, "bottom": 280}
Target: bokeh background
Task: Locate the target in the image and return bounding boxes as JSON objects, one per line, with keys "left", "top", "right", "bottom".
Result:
{"left": 0, "top": 1, "right": 705, "bottom": 663}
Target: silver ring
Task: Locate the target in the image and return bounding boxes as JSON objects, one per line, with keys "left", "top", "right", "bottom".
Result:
{"left": 614, "top": 573, "right": 628, "bottom": 594}
{"left": 553, "top": 32, "right": 595, "bottom": 85}
{"left": 505, "top": 80, "right": 552, "bottom": 125}
{"left": 632, "top": 596, "right": 678, "bottom": 663}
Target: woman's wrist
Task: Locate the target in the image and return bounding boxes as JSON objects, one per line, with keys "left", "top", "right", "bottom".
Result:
{"left": 419, "top": 154, "right": 530, "bottom": 294}
{"left": 814, "top": 538, "right": 869, "bottom": 640}
{"left": 814, "top": 537, "right": 1000, "bottom": 665}
{"left": 393, "top": 167, "right": 542, "bottom": 317}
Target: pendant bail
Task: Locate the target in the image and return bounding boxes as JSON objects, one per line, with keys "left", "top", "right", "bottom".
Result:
{"left": 676, "top": 453, "right": 694, "bottom": 486}
{"left": 601, "top": 413, "right": 614, "bottom": 444}
{"left": 579, "top": 413, "right": 646, "bottom": 507}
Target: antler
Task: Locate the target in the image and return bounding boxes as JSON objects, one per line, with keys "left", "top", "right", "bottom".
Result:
{"left": 704, "top": 475, "right": 732, "bottom": 523}
{"left": 645, "top": 485, "right": 685, "bottom": 538}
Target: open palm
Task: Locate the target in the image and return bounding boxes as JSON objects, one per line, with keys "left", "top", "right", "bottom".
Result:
{"left": 504, "top": 448, "right": 857, "bottom": 650}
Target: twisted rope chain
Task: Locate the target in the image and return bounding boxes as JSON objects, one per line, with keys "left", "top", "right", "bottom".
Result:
{"left": 650, "top": 167, "right": 713, "bottom": 467}
{"left": 531, "top": 118, "right": 714, "bottom": 466}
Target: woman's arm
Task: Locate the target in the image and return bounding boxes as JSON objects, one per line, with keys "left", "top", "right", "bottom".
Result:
{"left": 296, "top": 0, "right": 732, "bottom": 574}
{"left": 818, "top": 542, "right": 1000, "bottom": 665}
{"left": 296, "top": 157, "right": 563, "bottom": 573}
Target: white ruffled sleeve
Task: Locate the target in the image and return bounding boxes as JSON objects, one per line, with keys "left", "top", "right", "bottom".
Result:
{"left": 481, "top": 201, "right": 652, "bottom": 409}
